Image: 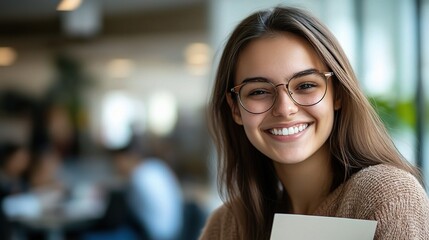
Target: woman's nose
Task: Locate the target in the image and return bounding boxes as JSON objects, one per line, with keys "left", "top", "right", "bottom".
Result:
{"left": 271, "top": 85, "right": 298, "bottom": 116}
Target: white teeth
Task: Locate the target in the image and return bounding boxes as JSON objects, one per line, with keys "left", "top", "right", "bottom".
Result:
{"left": 270, "top": 124, "right": 308, "bottom": 136}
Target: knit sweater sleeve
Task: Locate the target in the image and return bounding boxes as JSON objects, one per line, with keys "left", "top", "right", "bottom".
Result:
{"left": 199, "top": 204, "right": 239, "bottom": 240}
{"left": 351, "top": 165, "right": 429, "bottom": 239}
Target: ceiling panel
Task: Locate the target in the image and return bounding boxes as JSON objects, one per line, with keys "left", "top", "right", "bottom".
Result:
{"left": 0, "top": 0, "right": 204, "bottom": 21}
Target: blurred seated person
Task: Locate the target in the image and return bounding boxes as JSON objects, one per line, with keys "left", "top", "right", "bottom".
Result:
{"left": 110, "top": 140, "right": 184, "bottom": 240}
{"left": 0, "top": 142, "right": 30, "bottom": 199}
{"left": 0, "top": 142, "right": 31, "bottom": 239}
{"left": 24, "top": 146, "right": 67, "bottom": 217}
{"left": 27, "top": 146, "right": 64, "bottom": 191}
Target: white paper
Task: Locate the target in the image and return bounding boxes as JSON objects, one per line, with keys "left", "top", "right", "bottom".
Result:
{"left": 270, "top": 214, "right": 377, "bottom": 240}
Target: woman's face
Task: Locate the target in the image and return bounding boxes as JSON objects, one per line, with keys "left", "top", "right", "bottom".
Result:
{"left": 230, "top": 33, "right": 341, "bottom": 166}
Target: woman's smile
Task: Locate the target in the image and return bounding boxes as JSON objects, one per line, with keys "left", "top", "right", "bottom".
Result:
{"left": 269, "top": 123, "right": 309, "bottom": 136}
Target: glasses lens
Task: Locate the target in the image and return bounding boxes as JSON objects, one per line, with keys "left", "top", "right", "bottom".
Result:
{"left": 288, "top": 73, "right": 327, "bottom": 106}
{"left": 239, "top": 81, "right": 275, "bottom": 113}
{"left": 235, "top": 72, "right": 328, "bottom": 113}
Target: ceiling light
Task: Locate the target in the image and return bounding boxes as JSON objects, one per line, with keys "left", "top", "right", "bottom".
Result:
{"left": 0, "top": 47, "right": 17, "bottom": 67}
{"left": 57, "top": 0, "right": 82, "bottom": 11}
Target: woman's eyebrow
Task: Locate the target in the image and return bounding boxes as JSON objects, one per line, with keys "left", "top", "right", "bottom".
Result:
{"left": 241, "top": 77, "right": 270, "bottom": 83}
{"left": 238, "top": 68, "right": 321, "bottom": 84}
{"left": 289, "top": 68, "right": 319, "bottom": 78}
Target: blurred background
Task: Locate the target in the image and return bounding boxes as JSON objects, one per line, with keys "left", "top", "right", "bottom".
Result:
{"left": 0, "top": 0, "right": 427, "bottom": 239}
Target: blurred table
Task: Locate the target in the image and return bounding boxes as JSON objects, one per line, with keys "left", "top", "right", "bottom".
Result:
{"left": 3, "top": 183, "right": 107, "bottom": 240}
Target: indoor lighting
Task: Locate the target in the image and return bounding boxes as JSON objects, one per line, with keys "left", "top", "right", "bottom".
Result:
{"left": 107, "top": 58, "right": 135, "bottom": 79}
{"left": 184, "top": 43, "right": 211, "bottom": 76}
{"left": 147, "top": 91, "right": 178, "bottom": 136}
{"left": 184, "top": 43, "right": 210, "bottom": 66}
{"left": 57, "top": 0, "right": 82, "bottom": 11}
{"left": 101, "top": 91, "right": 137, "bottom": 149}
{"left": 0, "top": 47, "right": 17, "bottom": 66}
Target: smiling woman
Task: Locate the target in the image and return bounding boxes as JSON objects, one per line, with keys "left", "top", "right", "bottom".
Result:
{"left": 199, "top": 5, "right": 429, "bottom": 240}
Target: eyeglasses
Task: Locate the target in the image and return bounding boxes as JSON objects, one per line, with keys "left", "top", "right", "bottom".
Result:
{"left": 230, "top": 70, "right": 334, "bottom": 114}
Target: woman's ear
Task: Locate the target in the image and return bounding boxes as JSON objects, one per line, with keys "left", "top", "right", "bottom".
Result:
{"left": 333, "top": 81, "right": 342, "bottom": 110}
{"left": 334, "top": 97, "right": 342, "bottom": 110}
{"left": 226, "top": 93, "right": 243, "bottom": 125}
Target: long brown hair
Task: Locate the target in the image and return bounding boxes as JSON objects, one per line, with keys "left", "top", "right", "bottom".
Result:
{"left": 208, "top": 6, "right": 421, "bottom": 240}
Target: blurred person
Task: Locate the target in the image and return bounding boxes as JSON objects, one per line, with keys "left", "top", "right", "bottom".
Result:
{"left": 109, "top": 140, "right": 184, "bottom": 240}
{"left": 0, "top": 142, "right": 31, "bottom": 240}
{"left": 0, "top": 142, "right": 30, "bottom": 199}
{"left": 45, "top": 104, "right": 79, "bottom": 159}
{"left": 27, "top": 146, "right": 64, "bottom": 192}
{"left": 200, "top": 6, "right": 429, "bottom": 240}
{"left": 31, "top": 102, "right": 79, "bottom": 161}
{"left": 24, "top": 145, "right": 68, "bottom": 223}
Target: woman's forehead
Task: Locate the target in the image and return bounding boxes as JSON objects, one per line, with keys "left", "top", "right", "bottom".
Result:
{"left": 235, "top": 33, "right": 325, "bottom": 82}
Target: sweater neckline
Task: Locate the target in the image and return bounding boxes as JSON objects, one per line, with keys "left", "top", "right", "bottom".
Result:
{"left": 312, "top": 180, "right": 345, "bottom": 215}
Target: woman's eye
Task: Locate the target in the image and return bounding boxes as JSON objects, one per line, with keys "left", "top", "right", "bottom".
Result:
{"left": 241, "top": 82, "right": 274, "bottom": 97}
{"left": 249, "top": 89, "right": 269, "bottom": 95}
{"left": 296, "top": 82, "right": 317, "bottom": 90}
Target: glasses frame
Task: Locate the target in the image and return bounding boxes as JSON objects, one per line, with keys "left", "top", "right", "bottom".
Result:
{"left": 230, "top": 70, "right": 334, "bottom": 114}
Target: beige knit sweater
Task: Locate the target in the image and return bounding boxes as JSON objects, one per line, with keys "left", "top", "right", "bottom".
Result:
{"left": 199, "top": 164, "right": 429, "bottom": 239}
